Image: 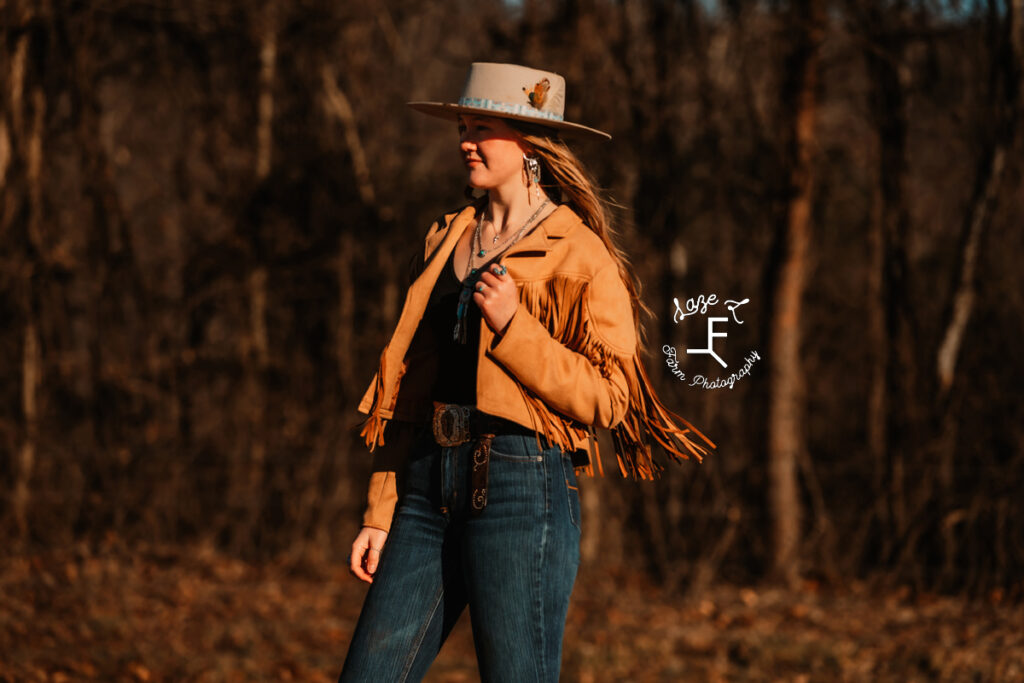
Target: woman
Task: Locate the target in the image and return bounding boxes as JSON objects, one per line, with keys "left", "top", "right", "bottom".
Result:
{"left": 337, "top": 62, "right": 714, "bottom": 682}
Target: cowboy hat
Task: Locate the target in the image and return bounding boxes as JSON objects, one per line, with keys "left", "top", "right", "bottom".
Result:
{"left": 408, "top": 62, "right": 611, "bottom": 141}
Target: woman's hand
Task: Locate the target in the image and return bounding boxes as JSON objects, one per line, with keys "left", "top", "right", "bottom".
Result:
{"left": 349, "top": 526, "right": 389, "bottom": 584}
{"left": 474, "top": 262, "right": 518, "bottom": 335}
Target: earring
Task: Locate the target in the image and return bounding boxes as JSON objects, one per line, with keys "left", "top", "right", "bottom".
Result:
{"left": 523, "top": 154, "right": 543, "bottom": 201}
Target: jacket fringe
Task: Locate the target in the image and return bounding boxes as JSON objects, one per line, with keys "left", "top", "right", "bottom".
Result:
{"left": 515, "top": 276, "right": 716, "bottom": 480}
{"left": 610, "top": 352, "right": 716, "bottom": 479}
{"left": 513, "top": 277, "right": 597, "bottom": 461}
{"left": 360, "top": 351, "right": 409, "bottom": 452}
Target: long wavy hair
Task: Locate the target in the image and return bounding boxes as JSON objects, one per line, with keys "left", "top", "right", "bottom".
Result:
{"left": 503, "top": 120, "right": 655, "bottom": 357}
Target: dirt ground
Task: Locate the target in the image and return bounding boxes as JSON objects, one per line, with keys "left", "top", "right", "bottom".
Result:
{"left": 1, "top": 539, "right": 1022, "bottom": 682}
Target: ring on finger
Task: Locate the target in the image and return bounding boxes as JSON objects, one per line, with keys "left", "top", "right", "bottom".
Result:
{"left": 493, "top": 264, "right": 507, "bottom": 276}
{"left": 475, "top": 282, "right": 485, "bottom": 292}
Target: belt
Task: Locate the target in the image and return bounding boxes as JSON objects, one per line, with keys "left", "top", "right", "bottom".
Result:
{"left": 431, "top": 402, "right": 535, "bottom": 517}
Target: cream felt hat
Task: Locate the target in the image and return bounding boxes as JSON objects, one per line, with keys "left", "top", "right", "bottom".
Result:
{"left": 408, "top": 62, "right": 611, "bottom": 141}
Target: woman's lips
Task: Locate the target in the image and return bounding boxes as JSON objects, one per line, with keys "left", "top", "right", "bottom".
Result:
{"left": 464, "top": 158, "right": 482, "bottom": 166}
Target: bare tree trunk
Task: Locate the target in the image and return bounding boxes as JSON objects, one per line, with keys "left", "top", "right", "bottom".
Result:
{"left": 933, "top": 0, "right": 1023, "bottom": 586}
{"left": 865, "top": 160, "right": 889, "bottom": 560}
{"left": 933, "top": 146, "right": 1004, "bottom": 514}
{"left": 1016, "top": 0, "right": 1024, "bottom": 94}
{"left": 323, "top": 64, "right": 380, "bottom": 394}
{"left": 937, "top": 0, "right": 1022, "bottom": 400}
{"left": 8, "top": 32, "right": 31, "bottom": 542}
{"left": 232, "top": 0, "right": 276, "bottom": 553}
{"left": 248, "top": 0, "right": 276, "bottom": 500}
{"left": 13, "top": 23, "right": 45, "bottom": 542}
{"left": 337, "top": 230, "right": 356, "bottom": 391}
{"left": 0, "top": 117, "right": 9, "bottom": 190}
{"left": 850, "top": 0, "right": 938, "bottom": 577}
{"left": 256, "top": 4, "right": 276, "bottom": 182}
{"left": 860, "top": 2, "right": 914, "bottom": 566}
{"left": 769, "top": 0, "right": 824, "bottom": 587}
{"left": 322, "top": 65, "right": 376, "bottom": 207}
{"left": 935, "top": 149, "right": 1004, "bottom": 399}
{"left": 15, "top": 321, "right": 40, "bottom": 543}
{"left": 9, "top": 30, "right": 28, "bottom": 142}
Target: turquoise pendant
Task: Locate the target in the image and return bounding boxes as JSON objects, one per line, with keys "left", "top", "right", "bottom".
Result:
{"left": 453, "top": 283, "right": 474, "bottom": 343}
{"left": 477, "top": 249, "right": 486, "bottom": 257}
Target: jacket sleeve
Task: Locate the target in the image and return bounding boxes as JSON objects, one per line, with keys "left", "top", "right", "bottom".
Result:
{"left": 358, "top": 220, "right": 442, "bottom": 531}
{"left": 487, "top": 263, "right": 636, "bottom": 430}
{"left": 360, "top": 418, "right": 422, "bottom": 532}
{"left": 363, "top": 471, "right": 398, "bottom": 531}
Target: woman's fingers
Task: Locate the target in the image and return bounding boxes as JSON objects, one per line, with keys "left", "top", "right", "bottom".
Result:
{"left": 476, "top": 263, "right": 514, "bottom": 296}
{"left": 349, "top": 527, "right": 389, "bottom": 584}
{"left": 473, "top": 262, "right": 517, "bottom": 333}
{"left": 350, "top": 537, "right": 373, "bottom": 583}
{"left": 364, "top": 528, "right": 388, "bottom": 573}
{"left": 365, "top": 546, "right": 381, "bottom": 574}
{"left": 475, "top": 263, "right": 506, "bottom": 288}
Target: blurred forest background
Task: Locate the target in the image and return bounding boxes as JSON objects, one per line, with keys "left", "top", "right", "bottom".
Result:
{"left": 2, "top": 0, "right": 1023, "bottom": 680}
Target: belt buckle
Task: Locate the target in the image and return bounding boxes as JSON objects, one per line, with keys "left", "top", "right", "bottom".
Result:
{"left": 432, "top": 404, "right": 471, "bottom": 447}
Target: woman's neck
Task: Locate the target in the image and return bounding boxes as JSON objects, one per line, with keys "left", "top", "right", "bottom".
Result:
{"left": 486, "top": 182, "right": 546, "bottom": 235}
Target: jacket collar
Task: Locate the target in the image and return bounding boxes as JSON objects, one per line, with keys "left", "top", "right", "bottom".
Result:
{"left": 424, "top": 201, "right": 582, "bottom": 260}
{"left": 517, "top": 203, "right": 582, "bottom": 249}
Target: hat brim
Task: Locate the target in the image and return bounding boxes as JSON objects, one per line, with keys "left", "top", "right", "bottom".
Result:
{"left": 407, "top": 101, "right": 612, "bottom": 142}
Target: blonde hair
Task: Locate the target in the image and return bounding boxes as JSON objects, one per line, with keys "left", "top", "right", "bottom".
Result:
{"left": 508, "top": 120, "right": 655, "bottom": 356}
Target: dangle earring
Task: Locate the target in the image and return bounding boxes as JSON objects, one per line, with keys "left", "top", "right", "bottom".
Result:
{"left": 523, "top": 153, "right": 544, "bottom": 202}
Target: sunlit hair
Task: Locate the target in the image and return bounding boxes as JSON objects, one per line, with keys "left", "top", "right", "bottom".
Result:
{"left": 505, "top": 119, "right": 655, "bottom": 356}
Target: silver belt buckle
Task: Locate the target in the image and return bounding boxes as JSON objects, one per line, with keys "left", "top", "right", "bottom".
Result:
{"left": 432, "top": 404, "right": 471, "bottom": 447}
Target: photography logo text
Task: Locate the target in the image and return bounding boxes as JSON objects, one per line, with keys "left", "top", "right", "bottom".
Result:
{"left": 663, "top": 293, "right": 762, "bottom": 390}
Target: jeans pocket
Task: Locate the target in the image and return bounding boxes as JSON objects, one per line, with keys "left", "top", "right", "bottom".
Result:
{"left": 488, "top": 434, "right": 543, "bottom": 462}
{"left": 560, "top": 453, "right": 582, "bottom": 531}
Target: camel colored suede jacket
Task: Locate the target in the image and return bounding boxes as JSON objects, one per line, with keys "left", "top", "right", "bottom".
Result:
{"left": 357, "top": 200, "right": 714, "bottom": 532}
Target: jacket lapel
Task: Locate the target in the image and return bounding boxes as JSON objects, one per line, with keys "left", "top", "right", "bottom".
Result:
{"left": 420, "top": 205, "right": 477, "bottom": 282}
{"left": 502, "top": 204, "right": 581, "bottom": 257}
{"left": 379, "top": 203, "right": 479, "bottom": 386}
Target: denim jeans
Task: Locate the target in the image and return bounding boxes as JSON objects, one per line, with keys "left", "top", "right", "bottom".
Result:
{"left": 337, "top": 425, "right": 582, "bottom": 682}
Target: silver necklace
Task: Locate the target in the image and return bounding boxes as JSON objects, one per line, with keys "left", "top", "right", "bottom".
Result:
{"left": 466, "top": 199, "right": 550, "bottom": 279}
{"left": 452, "top": 199, "right": 552, "bottom": 344}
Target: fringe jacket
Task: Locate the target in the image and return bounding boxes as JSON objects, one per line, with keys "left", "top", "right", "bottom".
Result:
{"left": 357, "top": 200, "right": 715, "bottom": 532}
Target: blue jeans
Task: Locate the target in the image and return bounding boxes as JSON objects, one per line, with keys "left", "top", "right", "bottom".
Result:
{"left": 338, "top": 426, "right": 582, "bottom": 682}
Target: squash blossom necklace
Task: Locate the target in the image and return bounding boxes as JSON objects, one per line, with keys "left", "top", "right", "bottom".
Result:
{"left": 453, "top": 198, "right": 551, "bottom": 343}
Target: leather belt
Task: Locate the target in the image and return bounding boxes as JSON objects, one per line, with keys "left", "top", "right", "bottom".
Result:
{"left": 431, "top": 402, "right": 534, "bottom": 517}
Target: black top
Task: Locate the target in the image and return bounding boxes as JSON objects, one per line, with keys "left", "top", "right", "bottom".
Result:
{"left": 423, "top": 247, "right": 501, "bottom": 404}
